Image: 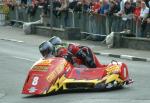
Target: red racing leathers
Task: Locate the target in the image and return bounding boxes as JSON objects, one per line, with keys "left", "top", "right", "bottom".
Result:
{"left": 56, "top": 43, "right": 102, "bottom": 68}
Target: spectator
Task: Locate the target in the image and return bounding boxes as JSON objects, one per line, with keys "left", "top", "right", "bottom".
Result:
{"left": 113, "top": 0, "right": 123, "bottom": 16}
{"left": 143, "top": 0, "right": 150, "bottom": 8}
{"left": 39, "top": 0, "right": 49, "bottom": 26}
{"left": 82, "top": 0, "right": 90, "bottom": 13}
{"left": 53, "top": 0, "right": 61, "bottom": 17}
{"left": 7, "top": 0, "right": 16, "bottom": 11}
{"left": 147, "top": 0, "right": 150, "bottom": 21}
{"left": 139, "top": 1, "right": 149, "bottom": 37}
{"left": 99, "top": 0, "right": 109, "bottom": 15}
{"left": 121, "top": 1, "right": 134, "bottom": 32}
{"left": 56, "top": 0, "right": 69, "bottom": 26}
{"left": 88, "top": 0, "right": 100, "bottom": 33}
{"left": 108, "top": 0, "right": 120, "bottom": 16}
{"left": 107, "top": 0, "right": 120, "bottom": 32}
{"left": 115, "top": 0, "right": 123, "bottom": 13}
{"left": 144, "top": 0, "right": 150, "bottom": 37}
{"left": 26, "top": 1, "right": 38, "bottom": 21}
{"left": 18, "top": 3, "right": 26, "bottom": 21}
{"left": 21, "top": 0, "right": 27, "bottom": 5}
{"left": 133, "top": 0, "right": 141, "bottom": 37}
{"left": 69, "top": 0, "right": 77, "bottom": 10}
{"left": 90, "top": 0, "right": 101, "bottom": 14}
{"left": 134, "top": 0, "right": 141, "bottom": 18}
{"left": 57, "top": 0, "right": 69, "bottom": 11}
{"left": 68, "top": 0, "right": 82, "bottom": 12}
{"left": 39, "top": 0, "right": 49, "bottom": 15}
{"left": 130, "top": 0, "right": 136, "bottom": 8}
{"left": 124, "top": 1, "right": 134, "bottom": 16}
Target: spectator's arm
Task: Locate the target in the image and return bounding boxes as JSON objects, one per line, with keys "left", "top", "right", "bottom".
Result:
{"left": 147, "top": 18, "right": 150, "bottom": 23}
{"left": 58, "top": 0, "right": 69, "bottom": 11}
{"left": 59, "top": 4, "right": 67, "bottom": 10}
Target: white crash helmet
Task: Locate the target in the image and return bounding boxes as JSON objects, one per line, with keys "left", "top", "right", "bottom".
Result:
{"left": 49, "top": 36, "right": 62, "bottom": 45}
{"left": 39, "top": 41, "right": 54, "bottom": 58}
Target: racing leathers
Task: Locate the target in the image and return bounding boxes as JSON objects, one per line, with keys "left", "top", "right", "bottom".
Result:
{"left": 67, "top": 43, "right": 97, "bottom": 68}
{"left": 48, "top": 36, "right": 97, "bottom": 68}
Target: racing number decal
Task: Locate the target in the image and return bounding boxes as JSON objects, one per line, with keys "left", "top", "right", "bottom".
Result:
{"left": 32, "top": 76, "right": 39, "bottom": 86}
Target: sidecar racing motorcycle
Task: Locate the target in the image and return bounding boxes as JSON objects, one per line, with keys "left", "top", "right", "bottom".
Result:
{"left": 22, "top": 50, "right": 133, "bottom": 95}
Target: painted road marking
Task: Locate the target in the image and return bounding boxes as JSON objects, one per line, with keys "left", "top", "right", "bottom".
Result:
{"left": 12, "top": 56, "right": 35, "bottom": 62}
{"left": 0, "top": 38, "right": 24, "bottom": 43}
{"left": 120, "top": 55, "right": 134, "bottom": 60}
{"left": 100, "top": 53, "right": 110, "bottom": 56}
{"left": 0, "top": 90, "right": 6, "bottom": 98}
{"left": 147, "top": 58, "right": 150, "bottom": 62}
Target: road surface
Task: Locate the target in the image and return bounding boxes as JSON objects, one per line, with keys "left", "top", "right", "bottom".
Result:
{"left": 0, "top": 26, "right": 150, "bottom": 103}
{"left": 0, "top": 39, "right": 150, "bottom": 103}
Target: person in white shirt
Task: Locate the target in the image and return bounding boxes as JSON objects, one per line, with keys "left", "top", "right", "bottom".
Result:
{"left": 139, "top": 1, "right": 149, "bottom": 37}
{"left": 140, "top": 2, "right": 149, "bottom": 19}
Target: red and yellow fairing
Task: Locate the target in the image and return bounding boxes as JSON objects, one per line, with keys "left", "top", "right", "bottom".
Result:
{"left": 22, "top": 57, "right": 68, "bottom": 95}
{"left": 22, "top": 57, "right": 130, "bottom": 95}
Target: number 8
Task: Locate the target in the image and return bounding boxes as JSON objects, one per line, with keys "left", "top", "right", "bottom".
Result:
{"left": 32, "top": 76, "right": 39, "bottom": 86}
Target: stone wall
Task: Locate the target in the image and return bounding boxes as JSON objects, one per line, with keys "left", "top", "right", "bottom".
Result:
{"left": 34, "top": 26, "right": 81, "bottom": 40}
{"left": 113, "top": 32, "right": 150, "bottom": 50}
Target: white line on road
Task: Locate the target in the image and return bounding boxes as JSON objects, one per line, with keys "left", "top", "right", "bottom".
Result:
{"left": 0, "top": 38, "right": 24, "bottom": 43}
{"left": 0, "top": 90, "right": 6, "bottom": 98}
{"left": 100, "top": 53, "right": 110, "bottom": 56}
{"left": 147, "top": 58, "right": 150, "bottom": 62}
{"left": 12, "top": 56, "right": 35, "bottom": 62}
{"left": 120, "top": 55, "right": 134, "bottom": 60}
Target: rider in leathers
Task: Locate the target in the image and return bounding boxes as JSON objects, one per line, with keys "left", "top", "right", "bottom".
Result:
{"left": 40, "top": 36, "right": 96, "bottom": 68}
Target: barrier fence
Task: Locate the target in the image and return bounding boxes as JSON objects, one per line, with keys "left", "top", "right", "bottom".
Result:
{"left": 0, "top": 4, "right": 6, "bottom": 25}
{"left": 5, "top": 7, "right": 150, "bottom": 37}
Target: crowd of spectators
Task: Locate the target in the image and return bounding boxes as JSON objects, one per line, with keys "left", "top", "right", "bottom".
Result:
{"left": 1, "top": 0, "right": 150, "bottom": 37}
{"left": 67, "top": 0, "right": 150, "bottom": 37}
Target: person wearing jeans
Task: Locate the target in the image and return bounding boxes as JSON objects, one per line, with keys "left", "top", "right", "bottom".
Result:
{"left": 139, "top": 1, "right": 149, "bottom": 37}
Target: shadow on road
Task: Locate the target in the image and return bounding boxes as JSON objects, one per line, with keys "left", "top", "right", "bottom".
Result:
{"left": 22, "top": 87, "right": 131, "bottom": 99}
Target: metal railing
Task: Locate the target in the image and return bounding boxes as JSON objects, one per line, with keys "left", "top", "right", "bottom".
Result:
{"left": 7, "top": 7, "right": 150, "bottom": 37}
{"left": 0, "top": 4, "right": 7, "bottom": 25}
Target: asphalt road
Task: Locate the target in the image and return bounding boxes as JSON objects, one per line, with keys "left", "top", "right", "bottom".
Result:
{"left": 0, "top": 37, "right": 150, "bottom": 103}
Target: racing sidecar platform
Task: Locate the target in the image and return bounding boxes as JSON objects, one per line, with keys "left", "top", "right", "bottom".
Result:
{"left": 22, "top": 57, "right": 133, "bottom": 95}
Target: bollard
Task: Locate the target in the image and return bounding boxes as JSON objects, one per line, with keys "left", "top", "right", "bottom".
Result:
{"left": 113, "top": 32, "right": 123, "bottom": 48}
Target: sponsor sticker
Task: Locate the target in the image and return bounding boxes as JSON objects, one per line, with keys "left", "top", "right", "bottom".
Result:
{"left": 37, "top": 59, "right": 53, "bottom": 66}
{"left": 46, "top": 62, "right": 66, "bottom": 82}
{"left": 28, "top": 87, "right": 37, "bottom": 93}
{"left": 106, "top": 65, "right": 120, "bottom": 74}
{"left": 32, "top": 65, "right": 48, "bottom": 72}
